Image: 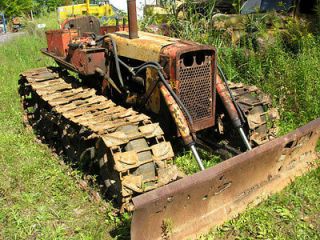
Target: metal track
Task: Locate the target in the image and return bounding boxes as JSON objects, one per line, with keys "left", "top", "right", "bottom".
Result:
{"left": 19, "top": 67, "right": 181, "bottom": 212}
{"left": 228, "top": 82, "right": 279, "bottom": 146}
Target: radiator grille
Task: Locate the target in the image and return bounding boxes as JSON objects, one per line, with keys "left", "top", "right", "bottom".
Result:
{"left": 177, "top": 56, "right": 213, "bottom": 122}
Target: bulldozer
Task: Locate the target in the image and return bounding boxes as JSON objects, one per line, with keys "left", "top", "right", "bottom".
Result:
{"left": 57, "top": 0, "right": 123, "bottom": 26}
{"left": 19, "top": 0, "right": 320, "bottom": 239}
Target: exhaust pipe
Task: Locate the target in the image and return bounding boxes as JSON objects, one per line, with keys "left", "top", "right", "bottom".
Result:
{"left": 127, "top": 0, "right": 139, "bottom": 39}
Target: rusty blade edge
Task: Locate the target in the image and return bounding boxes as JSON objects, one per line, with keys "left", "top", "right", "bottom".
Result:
{"left": 131, "top": 118, "right": 320, "bottom": 240}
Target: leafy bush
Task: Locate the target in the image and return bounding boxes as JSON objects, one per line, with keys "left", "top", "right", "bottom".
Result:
{"left": 0, "top": 0, "right": 34, "bottom": 18}
{"left": 0, "top": 0, "right": 66, "bottom": 18}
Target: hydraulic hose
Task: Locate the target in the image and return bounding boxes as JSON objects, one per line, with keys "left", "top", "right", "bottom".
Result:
{"left": 134, "top": 62, "right": 194, "bottom": 125}
{"left": 134, "top": 62, "right": 204, "bottom": 169}
{"left": 99, "top": 36, "right": 193, "bottom": 126}
{"left": 118, "top": 58, "right": 135, "bottom": 75}
{"left": 95, "top": 35, "right": 205, "bottom": 167}
{"left": 98, "top": 34, "right": 192, "bottom": 126}
{"left": 94, "top": 38, "right": 203, "bottom": 164}
{"left": 97, "top": 34, "right": 124, "bottom": 88}
{"left": 112, "top": 57, "right": 196, "bottom": 135}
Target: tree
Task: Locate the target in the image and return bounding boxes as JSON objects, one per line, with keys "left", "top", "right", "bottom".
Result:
{"left": 33, "top": 0, "right": 65, "bottom": 13}
{"left": 0, "top": 0, "right": 34, "bottom": 17}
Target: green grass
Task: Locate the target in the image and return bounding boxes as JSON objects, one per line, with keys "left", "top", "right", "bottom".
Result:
{"left": 0, "top": 20, "right": 116, "bottom": 240}
{"left": 0, "top": 12, "right": 319, "bottom": 240}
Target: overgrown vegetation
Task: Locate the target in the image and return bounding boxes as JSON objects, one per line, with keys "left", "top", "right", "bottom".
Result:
{"left": 0, "top": 3, "right": 319, "bottom": 239}
{"left": 220, "top": 34, "right": 320, "bottom": 134}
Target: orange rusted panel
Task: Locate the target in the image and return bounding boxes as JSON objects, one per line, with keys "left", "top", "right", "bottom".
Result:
{"left": 70, "top": 48, "right": 106, "bottom": 75}
{"left": 46, "top": 29, "right": 78, "bottom": 57}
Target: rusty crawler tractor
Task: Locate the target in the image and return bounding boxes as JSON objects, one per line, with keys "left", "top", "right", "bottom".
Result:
{"left": 19, "top": 0, "right": 320, "bottom": 239}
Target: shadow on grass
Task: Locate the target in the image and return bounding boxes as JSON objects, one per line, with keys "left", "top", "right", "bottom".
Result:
{"left": 110, "top": 216, "right": 131, "bottom": 240}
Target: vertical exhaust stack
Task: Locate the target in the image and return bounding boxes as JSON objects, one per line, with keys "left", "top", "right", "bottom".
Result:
{"left": 127, "top": 0, "right": 139, "bottom": 39}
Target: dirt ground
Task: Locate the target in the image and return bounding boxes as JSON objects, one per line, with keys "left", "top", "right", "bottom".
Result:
{"left": 0, "top": 32, "right": 25, "bottom": 44}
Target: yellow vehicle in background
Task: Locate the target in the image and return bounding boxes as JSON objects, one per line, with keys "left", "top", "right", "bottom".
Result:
{"left": 144, "top": 0, "right": 184, "bottom": 22}
{"left": 58, "top": 0, "right": 120, "bottom": 24}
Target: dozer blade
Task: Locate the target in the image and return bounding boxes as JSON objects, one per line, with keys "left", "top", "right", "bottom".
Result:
{"left": 131, "top": 118, "right": 320, "bottom": 240}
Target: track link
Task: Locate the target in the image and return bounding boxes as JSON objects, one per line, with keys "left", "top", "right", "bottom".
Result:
{"left": 229, "top": 82, "right": 279, "bottom": 146}
{"left": 19, "top": 67, "right": 181, "bottom": 211}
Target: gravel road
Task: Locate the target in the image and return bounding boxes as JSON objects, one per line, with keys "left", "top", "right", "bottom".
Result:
{"left": 0, "top": 32, "right": 25, "bottom": 44}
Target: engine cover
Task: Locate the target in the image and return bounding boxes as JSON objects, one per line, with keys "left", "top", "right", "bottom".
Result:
{"left": 162, "top": 42, "right": 216, "bottom": 132}
{"left": 109, "top": 31, "right": 217, "bottom": 132}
